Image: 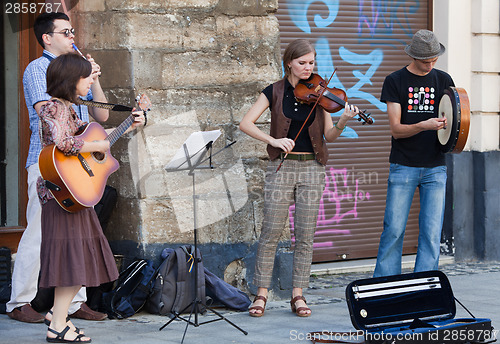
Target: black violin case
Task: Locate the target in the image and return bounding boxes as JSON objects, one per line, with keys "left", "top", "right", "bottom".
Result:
{"left": 345, "top": 270, "right": 495, "bottom": 344}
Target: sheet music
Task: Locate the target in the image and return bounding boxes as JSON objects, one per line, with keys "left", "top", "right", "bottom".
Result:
{"left": 164, "top": 130, "right": 221, "bottom": 170}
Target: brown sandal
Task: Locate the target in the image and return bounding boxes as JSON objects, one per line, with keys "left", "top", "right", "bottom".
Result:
{"left": 290, "top": 295, "right": 311, "bottom": 317}
{"left": 248, "top": 295, "right": 267, "bottom": 317}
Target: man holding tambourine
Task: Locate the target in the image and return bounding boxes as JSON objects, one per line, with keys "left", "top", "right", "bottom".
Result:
{"left": 373, "top": 29, "right": 469, "bottom": 277}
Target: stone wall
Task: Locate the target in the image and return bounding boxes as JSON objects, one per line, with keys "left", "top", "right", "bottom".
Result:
{"left": 438, "top": 0, "right": 500, "bottom": 263}
{"left": 71, "top": 0, "right": 287, "bottom": 291}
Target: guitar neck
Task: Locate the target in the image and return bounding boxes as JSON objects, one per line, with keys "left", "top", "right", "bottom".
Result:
{"left": 106, "top": 115, "right": 134, "bottom": 146}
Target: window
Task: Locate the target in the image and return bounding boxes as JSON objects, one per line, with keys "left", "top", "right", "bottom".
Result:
{"left": 0, "top": 11, "right": 40, "bottom": 252}
{"left": 1, "top": 11, "right": 20, "bottom": 227}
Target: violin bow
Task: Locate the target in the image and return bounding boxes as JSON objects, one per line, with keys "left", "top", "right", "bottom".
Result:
{"left": 275, "top": 69, "right": 337, "bottom": 173}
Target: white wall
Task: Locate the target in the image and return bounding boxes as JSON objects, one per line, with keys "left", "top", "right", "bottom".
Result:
{"left": 434, "top": 0, "right": 500, "bottom": 152}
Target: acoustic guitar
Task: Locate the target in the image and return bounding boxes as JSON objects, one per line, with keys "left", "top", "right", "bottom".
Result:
{"left": 38, "top": 94, "right": 151, "bottom": 213}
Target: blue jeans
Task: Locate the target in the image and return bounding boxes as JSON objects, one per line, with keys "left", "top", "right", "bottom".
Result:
{"left": 373, "top": 163, "right": 447, "bottom": 277}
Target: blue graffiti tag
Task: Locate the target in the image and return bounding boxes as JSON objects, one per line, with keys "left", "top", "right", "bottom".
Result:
{"left": 287, "top": 0, "right": 340, "bottom": 34}
{"left": 357, "top": 0, "right": 419, "bottom": 44}
{"left": 314, "top": 38, "right": 386, "bottom": 138}
{"left": 338, "top": 46, "right": 386, "bottom": 112}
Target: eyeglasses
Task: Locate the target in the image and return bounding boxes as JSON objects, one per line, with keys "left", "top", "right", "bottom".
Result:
{"left": 46, "top": 28, "right": 75, "bottom": 37}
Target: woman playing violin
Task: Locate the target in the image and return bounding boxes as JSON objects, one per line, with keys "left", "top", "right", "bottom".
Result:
{"left": 239, "top": 39, "right": 359, "bottom": 317}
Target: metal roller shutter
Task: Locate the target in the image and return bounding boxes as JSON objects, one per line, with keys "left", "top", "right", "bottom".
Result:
{"left": 277, "top": 0, "right": 431, "bottom": 262}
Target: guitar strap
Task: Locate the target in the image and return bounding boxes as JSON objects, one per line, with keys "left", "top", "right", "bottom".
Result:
{"left": 77, "top": 99, "right": 133, "bottom": 112}
{"left": 77, "top": 99, "right": 148, "bottom": 126}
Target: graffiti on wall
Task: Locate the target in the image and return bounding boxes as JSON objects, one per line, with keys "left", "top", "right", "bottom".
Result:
{"left": 290, "top": 166, "right": 375, "bottom": 248}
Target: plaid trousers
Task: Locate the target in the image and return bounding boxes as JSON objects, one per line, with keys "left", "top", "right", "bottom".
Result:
{"left": 253, "top": 158, "right": 325, "bottom": 289}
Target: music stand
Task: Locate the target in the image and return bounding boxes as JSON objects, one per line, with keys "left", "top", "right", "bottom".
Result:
{"left": 160, "top": 130, "right": 247, "bottom": 343}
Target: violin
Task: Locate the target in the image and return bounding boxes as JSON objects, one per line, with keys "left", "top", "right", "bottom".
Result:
{"left": 294, "top": 73, "right": 373, "bottom": 124}
{"left": 275, "top": 72, "right": 372, "bottom": 173}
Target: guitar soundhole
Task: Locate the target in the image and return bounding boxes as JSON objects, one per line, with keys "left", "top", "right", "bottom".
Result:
{"left": 92, "top": 152, "right": 106, "bottom": 162}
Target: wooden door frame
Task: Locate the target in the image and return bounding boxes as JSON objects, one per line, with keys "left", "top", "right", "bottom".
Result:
{"left": 0, "top": 12, "right": 41, "bottom": 253}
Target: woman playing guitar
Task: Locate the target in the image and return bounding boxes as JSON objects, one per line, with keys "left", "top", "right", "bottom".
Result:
{"left": 37, "top": 53, "right": 144, "bottom": 343}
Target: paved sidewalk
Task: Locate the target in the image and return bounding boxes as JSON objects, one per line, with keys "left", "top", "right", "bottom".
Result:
{"left": 1, "top": 260, "right": 499, "bottom": 344}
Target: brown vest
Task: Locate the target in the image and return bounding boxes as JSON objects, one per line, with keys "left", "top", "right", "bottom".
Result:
{"left": 266, "top": 79, "right": 328, "bottom": 165}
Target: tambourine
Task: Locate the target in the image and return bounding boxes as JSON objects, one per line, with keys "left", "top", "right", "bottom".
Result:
{"left": 437, "top": 87, "right": 470, "bottom": 153}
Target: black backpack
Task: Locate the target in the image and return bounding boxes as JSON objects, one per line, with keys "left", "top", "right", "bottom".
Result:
{"left": 101, "top": 259, "right": 157, "bottom": 319}
{"left": 146, "top": 245, "right": 206, "bottom": 316}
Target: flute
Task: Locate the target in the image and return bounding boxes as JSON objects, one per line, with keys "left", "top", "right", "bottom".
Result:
{"left": 72, "top": 43, "right": 87, "bottom": 60}
{"left": 73, "top": 43, "right": 101, "bottom": 78}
